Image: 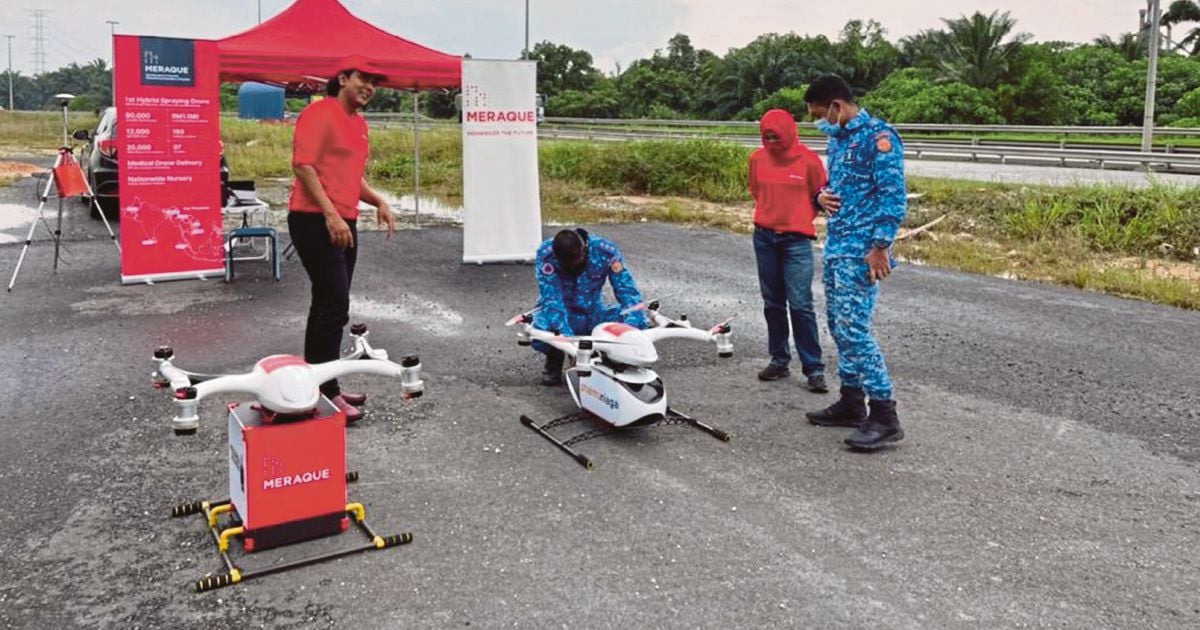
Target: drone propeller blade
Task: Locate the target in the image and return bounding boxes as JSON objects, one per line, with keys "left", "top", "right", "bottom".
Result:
{"left": 550, "top": 334, "right": 640, "bottom": 346}
{"left": 709, "top": 314, "right": 738, "bottom": 334}
{"left": 620, "top": 293, "right": 676, "bottom": 316}
{"left": 505, "top": 306, "right": 543, "bottom": 327}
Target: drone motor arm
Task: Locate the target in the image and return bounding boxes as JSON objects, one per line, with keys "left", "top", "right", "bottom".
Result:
{"left": 342, "top": 325, "right": 390, "bottom": 361}
{"left": 643, "top": 318, "right": 734, "bottom": 358}
{"left": 308, "top": 357, "right": 425, "bottom": 399}
{"left": 153, "top": 358, "right": 194, "bottom": 391}
{"left": 520, "top": 325, "right": 579, "bottom": 358}
{"left": 643, "top": 327, "right": 713, "bottom": 344}
{"left": 165, "top": 372, "right": 270, "bottom": 434}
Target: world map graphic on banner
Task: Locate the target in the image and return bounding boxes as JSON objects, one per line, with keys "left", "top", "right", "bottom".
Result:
{"left": 123, "top": 197, "right": 224, "bottom": 264}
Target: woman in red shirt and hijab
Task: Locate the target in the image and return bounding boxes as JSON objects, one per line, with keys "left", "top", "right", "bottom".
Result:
{"left": 748, "top": 108, "right": 828, "bottom": 393}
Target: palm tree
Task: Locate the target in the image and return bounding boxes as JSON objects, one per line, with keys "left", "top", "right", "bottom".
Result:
{"left": 899, "top": 29, "right": 952, "bottom": 69}
{"left": 937, "top": 10, "right": 1031, "bottom": 88}
{"left": 1162, "top": 0, "right": 1200, "bottom": 55}
{"left": 1093, "top": 33, "right": 1145, "bottom": 61}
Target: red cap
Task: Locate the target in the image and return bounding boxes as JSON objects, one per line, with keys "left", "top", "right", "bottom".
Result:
{"left": 336, "top": 55, "right": 388, "bottom": 82}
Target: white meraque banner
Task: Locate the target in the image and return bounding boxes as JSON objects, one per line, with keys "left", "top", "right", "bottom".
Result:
{"left": 461, "top": 59, "right": 542, "bottom": 263}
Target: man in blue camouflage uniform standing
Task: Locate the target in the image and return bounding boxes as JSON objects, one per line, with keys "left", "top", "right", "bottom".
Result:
{"left": 803, "top": 75, "right": 906, "bottom": 451}
{"left": 533, "top": 228, "right": 649, "bottom": 385}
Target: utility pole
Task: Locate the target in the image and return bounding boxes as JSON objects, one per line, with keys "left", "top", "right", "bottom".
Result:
{"left": 6, "top": 35, "right": 14, "bottom": 111}
{"left": 258, "top": 0, "right": 262, "bottom": 24}
{"left": 106, "top": 20, "right": 119, "bottom": 65}
{"left": 523, "top": 0, "right": 529, "bottom": 58}
{"left": 106, "top": 21, "right": 119, "bottom": 106}
{"left": 1143, "top": 0, "right": 1161, "bottom": 154}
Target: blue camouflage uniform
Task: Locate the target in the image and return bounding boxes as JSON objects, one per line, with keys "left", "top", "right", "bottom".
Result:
{"left": 823, "top": 109, "right": 906, "bottom": 401}
{"left": 532, "top": 230, "right": 648, "bottom": 347}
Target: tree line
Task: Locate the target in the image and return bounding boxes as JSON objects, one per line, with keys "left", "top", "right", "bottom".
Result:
{"left": 529, "top": 6, "right": 1200, "bottom": 126}
{"left": 9, "top": 7, "right": 1200, "bottom": 126}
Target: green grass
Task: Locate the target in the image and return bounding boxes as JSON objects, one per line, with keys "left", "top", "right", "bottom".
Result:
{"left": 0, "top": 111, "right": 98, "bottom": 154}
{"left": 903, "top": 236, "right": 1200, "bottom": 310}
{"left": 905, "top": 177, "right": 1200, "bottom": 261}
{"left": 540, "top": 139, "right": 748, "bottom": 202}
{"left": 7, "top": 114, "right": 1195, "bottom": 309}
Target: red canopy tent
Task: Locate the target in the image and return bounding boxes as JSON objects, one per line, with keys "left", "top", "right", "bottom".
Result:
{"left": 216, "top": 0, "right": 461, "bottom": 89}
{"left": 214, "top": 0, "right": 462, "bottom": 224}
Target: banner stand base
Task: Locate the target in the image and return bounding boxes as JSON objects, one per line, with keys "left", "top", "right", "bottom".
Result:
{"left": 121, "top": 269, "right": 225, "bottom": 285}
{"left": 461, "top": 255, "right": 535, "bottom": 265}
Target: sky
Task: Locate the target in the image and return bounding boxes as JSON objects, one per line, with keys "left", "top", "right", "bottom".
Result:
{"left": 0, "top": 0, "right": 1145, "bottom": 76}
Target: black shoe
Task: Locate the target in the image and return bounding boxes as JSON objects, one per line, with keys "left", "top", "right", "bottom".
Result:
{"left": 805, "top": 374, "right": 829, "bottom": 394}
{"left": 541, "top": 349, "right": 565, "bottom": 386}
{"left": 757, "top": 365, "right": 790, "bottom": 381}
{"left": 845, "top": 399, "right": 904, "bottom": 451}
{"left": 806, "top": 386, "right": 867, "bottom": 427}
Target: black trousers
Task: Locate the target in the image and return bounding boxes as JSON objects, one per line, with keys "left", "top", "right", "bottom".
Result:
{"left": 287, "top": 211, "right": 358, "bottom": 396}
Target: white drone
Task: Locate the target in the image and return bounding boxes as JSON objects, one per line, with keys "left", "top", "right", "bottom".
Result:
{"left": 507, "top": 298, "right": 734, "bottom": 468}
{"left": 152, "top": 323, "right": 424, "bottom": 434}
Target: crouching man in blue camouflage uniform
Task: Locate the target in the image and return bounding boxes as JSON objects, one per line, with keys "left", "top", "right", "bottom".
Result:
{"left": 803, "top": 75, "right": 906, "bottom": 451}
{"left": 533, "top": 228, "right": 649, "bottom": 385}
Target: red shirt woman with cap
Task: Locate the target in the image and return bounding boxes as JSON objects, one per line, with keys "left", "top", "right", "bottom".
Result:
{"left": 288, "top": 56, "right": 397, "bottom": 423}
{"left": 747, "top": 108, "right": 828, "bottom": 393}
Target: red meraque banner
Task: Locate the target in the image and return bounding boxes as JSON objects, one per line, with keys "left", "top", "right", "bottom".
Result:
{"left": 115, "top": 35, "right": 224, "bottom": 283}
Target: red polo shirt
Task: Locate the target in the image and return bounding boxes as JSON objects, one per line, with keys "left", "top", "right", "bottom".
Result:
{"left": 289, "top": 97, "right": 369, "bottom": 220}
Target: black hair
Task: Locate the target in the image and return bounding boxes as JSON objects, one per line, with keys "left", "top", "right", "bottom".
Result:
{"left": 325, "top": 71, "right": 347, "bottom": 97}
{"left": 804, "top": 75, "right": 855, "bottom": 106}
{"left": 552, "top": 229, "right": 585, "bottom": 264}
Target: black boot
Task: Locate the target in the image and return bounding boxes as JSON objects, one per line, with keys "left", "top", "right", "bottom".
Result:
{"left": 806, "top": 386, "right": 867, "bottom": 427}
{"left": 844, "top": 399, "right": 904, "bottom": 451}
{"left": 541, "top": 349, "right": 565, "bottom": 386}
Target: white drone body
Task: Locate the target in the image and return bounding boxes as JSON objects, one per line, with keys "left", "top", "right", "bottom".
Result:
{"left": 152, "top": 325, "right": 424, "bottom": 434}
{"left": 510, "top": 301, "right": 734, "bottom": 427}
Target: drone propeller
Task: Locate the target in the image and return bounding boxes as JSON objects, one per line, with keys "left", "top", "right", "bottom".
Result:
{"left": 549, "top": 334, "right": 641, "bottom": 347}
{"left": 709, "top": 314, "right": 737, "bottom": 335}
{"left": 505, "top": 306, "right": 543, "bottom": 327}
{"left": 620, "top": 293, "right": 676, "bottom": 316}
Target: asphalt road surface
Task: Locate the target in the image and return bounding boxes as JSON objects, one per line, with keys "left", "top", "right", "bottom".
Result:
{"left": 902, "top": 158, "right": 1200, "bottom": 188}
{"left": 0, "top": 205, "right": 1197, "bottom": 630}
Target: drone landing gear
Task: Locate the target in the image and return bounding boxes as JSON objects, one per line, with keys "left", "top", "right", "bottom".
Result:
{"left": 519, "top": 407, "right": 730, "bottom": 470}
{"left": 171, "top": 471, "right": 413, "bottom": 593}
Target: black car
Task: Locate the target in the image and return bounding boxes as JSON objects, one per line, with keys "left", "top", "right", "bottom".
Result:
{"left": 75, "top": 107, "right": 230, "bottom": 220}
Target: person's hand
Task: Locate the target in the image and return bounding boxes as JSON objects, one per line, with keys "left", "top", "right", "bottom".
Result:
{"left": 377, "top": 202, "right": 396, "bottom": 240}
{"left": 325, "top": 213, "right": 354, "bottom": 249}
{"left": 818, "top": 188, "right": 842, "bottom": 214}
{"left": 865, "top": 246, "right": 892, "bottom": 283}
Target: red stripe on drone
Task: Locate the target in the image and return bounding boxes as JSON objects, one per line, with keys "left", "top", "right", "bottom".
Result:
{"left": 601, "top": 323, "right": 636, "bottom": 336}
{"left": 257, "top": 354, "right": 309, "bottom": 373}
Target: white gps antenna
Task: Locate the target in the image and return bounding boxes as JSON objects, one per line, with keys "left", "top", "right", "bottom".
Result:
{"left": 54, "top": 93, "right": 76, "bottom": 147}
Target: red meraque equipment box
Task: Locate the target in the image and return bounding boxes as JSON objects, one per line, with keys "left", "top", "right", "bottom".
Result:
{"left": 227, "top": 398, "right": 347, "bottom": 551}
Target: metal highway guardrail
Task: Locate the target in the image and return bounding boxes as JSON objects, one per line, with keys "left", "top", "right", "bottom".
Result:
{"left": 353, "top": 112, "right": 1200, "bottom": 172}
{"left": 543, "top": 116, "right": 1200, "bottom": 138}
{"left": 538, "top": 127, "right": 1200, "bottom": 173}
{"left": 543, "top": 124, "right": 1200, "bottom": 155}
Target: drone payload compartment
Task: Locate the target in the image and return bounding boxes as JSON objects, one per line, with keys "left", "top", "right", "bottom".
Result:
{"left": 228, "top": 399, "right": 348, "bottom": 551}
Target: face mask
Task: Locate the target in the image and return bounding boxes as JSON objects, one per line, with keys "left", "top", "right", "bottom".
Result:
{"left": 814, "top": 104, "right": 841, "bottom": 136}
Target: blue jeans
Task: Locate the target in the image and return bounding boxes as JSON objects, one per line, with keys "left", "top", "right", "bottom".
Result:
{"left": 753, "top": 226, "right": 824, "bottom": 376}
